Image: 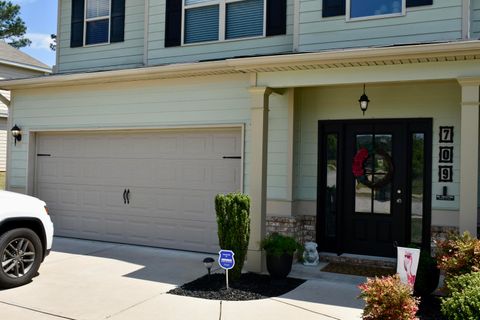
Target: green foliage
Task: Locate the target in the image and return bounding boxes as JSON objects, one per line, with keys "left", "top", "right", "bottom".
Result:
{"left": 435, "top": 232, "right": 480, "bottom": 283}
{"left": 215, "top": 192, "right": 250, "bottom": 282}
{"left": 441, "top": 272, "right": 480, "bottom": 320}
{"left": 261, "top": 233, "right": 300, "bottom": 257}
{"left": 358, "top": 274, "right": 420, "bottom": 320}
{"left": 0, "top": 1, "right": 31, "bottom": 48}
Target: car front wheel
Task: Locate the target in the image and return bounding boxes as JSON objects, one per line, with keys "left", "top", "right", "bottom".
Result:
{"left": 0, "top": 228, "right": 43, "bottom": 289}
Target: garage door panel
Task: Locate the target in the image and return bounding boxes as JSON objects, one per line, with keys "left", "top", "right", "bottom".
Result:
{"left": 37, "top": 128, "right": 241, "bottom": 253}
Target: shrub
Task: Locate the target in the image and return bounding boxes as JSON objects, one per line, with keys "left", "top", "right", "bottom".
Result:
{"left": 441, "top": 272, "right": 480, "bottom": 320}
{"left": 260, "top": 233, "right": 300, "bottom": 256}
{"left": 215, "top": 192, "right": 250, "bottom": 281}
{"left": 435, "top": 232, "right": 480, "bottom": 282}
{"left": 358, "top": 274, "right": 420, "bottom": 320}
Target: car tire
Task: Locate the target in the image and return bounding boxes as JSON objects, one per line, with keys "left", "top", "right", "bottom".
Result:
{"left": 0, "top": 228, "right": 43, "bottom": 289}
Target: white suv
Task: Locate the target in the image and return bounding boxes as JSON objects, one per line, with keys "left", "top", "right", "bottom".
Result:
{"left": 0, "top": 191, "right": 54, "bottom": 288}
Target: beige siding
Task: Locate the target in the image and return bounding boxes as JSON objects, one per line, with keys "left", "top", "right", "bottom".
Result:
{"left": 8, "top": 74, "right": 291, "bottom": 201}
{"left": 299, "top": 0, "right": 463, "bottom": 52}
{"left": 57, "top": 0, "right": 145, "bottom": 73}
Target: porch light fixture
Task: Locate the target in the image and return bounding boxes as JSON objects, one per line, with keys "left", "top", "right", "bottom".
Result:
{"left": 358, "top": 84, "right": 370, "bottom": 115}
{"left": 11, "top": 124, "right": 22, "bottom": 145}
{"left": 203, "top": 257, "right": 215, "bottom": 277}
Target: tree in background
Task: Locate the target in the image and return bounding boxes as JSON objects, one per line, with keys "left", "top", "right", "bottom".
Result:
{"left": 0, "top": 1, "right": 31, "bottom": 48}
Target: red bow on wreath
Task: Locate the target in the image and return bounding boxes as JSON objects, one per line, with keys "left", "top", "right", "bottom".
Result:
{"left": 352, "top": 147, "right": 369, "bottom": 177}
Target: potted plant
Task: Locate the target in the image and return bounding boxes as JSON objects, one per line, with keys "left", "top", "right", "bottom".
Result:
{"left": 261, "top": 233, "right": 300, "bottom": 279}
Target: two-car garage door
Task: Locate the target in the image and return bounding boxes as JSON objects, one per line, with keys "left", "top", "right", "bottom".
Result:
{"left": 35, "top": 128, "right": 242, "bottom": 253}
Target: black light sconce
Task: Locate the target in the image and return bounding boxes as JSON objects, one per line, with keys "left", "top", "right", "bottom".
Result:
{"left": 11, "top": 124, "right": 22, "bottom": 145}
{"left": 358, "top": 84, "right": 370, "bottom": 116}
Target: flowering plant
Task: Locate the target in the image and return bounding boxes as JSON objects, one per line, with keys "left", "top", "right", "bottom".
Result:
{"left": 435, "top": 231, "right": 480, "bottom": 283}
{"left": 358, "top": 274, "right": 420, "bottom": 320}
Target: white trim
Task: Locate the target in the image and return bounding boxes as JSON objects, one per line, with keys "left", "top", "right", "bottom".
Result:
{"left": 144, "top": 0, "right": 150, "bottom": 65}
{"left": 462, "top": 0, "right": 470, "bottom": 40}
{"left": 83, "top": 0, "right": 112, "bottom": 47}
{"left": 346, "top": 0, "right": 406, "bottom": 22}
{"left": 182, "top": 0, "right": 266, "bottom": 45}
{"left": 2, "top": 40, "right": 480, "bottom": 90}
{"left": 293, "top": 0, "right": 300, "bottom": 52}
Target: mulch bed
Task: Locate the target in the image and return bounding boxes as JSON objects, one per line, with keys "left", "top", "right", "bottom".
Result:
{"left": 321, "top": 262, "right": 395, "bottom": 277}
{"left": 168, "top": 272, "right": 305, "bottom": 301}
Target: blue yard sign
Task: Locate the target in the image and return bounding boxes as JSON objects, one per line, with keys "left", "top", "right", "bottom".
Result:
{"left": 218, "top": 250, "right": 235, "bottom": 270}
{"left": 218, "top": 250, "right": 235, "bottom": 289}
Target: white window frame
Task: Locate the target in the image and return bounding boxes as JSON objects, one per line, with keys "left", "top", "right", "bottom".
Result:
{"left": 84, "top": 0, "right": 112, "bottom": 47}
{"left": 346, "top": 0, "right": 406, "bottom": 22}
{"left": 181, "top": 0, "right": 266, "bottom": 46}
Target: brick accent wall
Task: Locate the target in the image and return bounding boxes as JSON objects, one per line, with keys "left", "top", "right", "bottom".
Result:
{"left": 266, "top": 215, "right": 316, "bottom": 245}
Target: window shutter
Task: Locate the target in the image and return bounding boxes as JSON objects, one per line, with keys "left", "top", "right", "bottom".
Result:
{"left": 406, "top": 0, "right": 433, "bottom": 7}
{"left": 111, "top": 0, "right": 125, "bottom": 43}
{"left": 165, "top": 0, "right": 182, "bottom": 47}
{"left": 266, "top": 0, "right": 286, "bottom": 36}
{"left": 70, "top": 0, "right": 85, "bottom": 47}
{"left": 322, "top": 0, "right": 345, "bottom": 18}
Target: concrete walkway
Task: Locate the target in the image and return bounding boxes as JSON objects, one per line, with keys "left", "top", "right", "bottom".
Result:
{"left": 0, "top": 238, "right": 364, "bottom": 320}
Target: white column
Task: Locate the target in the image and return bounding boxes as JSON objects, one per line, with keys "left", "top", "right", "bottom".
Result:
{"left": 247, "top": 87, "right": 272, "bottom": 273}
{"left": 458, "top": 79, "right": 480, "bottom": 237}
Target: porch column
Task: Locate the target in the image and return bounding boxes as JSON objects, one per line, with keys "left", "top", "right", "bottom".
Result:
{"left": 458, "top": 78, "right": 480, "bottom": 237}
{"left": 247, "top": 86, "right": 272, "bottom": 273}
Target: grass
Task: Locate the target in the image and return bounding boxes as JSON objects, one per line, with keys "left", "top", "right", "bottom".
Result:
{"left": 0, "top": 171, "right": 5, "bottom": 190}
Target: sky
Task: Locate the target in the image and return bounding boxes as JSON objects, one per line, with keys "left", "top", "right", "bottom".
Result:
{"left": 12, "top": 0, "right": 58, "bottom": 67}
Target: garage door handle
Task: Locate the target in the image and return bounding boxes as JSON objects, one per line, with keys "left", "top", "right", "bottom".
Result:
{"left": 123, "top": 189, "right": 127, "bottom": 204}
{"left": 126, "top": 189, "right": 130, "bottom": 204}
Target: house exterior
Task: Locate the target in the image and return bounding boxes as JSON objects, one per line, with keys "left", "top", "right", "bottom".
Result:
{"left": 0, "top": 41, "right": 50, "bottom": 174}
{"left": 1, "top": 0, "right": 480, "bottom": 272}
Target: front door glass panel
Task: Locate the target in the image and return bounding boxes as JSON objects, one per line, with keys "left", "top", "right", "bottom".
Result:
{"left": 325, "top": 134, "right": 338, "bottom": 237}
{"left": 411, "top": 133, "right": 424, "bottom": 244}
{"left": 355, "top": 134, "right": 392, "bottom": 214}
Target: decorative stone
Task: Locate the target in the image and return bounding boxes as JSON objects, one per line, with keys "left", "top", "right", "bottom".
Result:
{"left": 302, "top": 241, "right": 319, "bottom": 266}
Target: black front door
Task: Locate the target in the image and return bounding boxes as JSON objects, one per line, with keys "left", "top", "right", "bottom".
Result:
{"left": 317, "top": 119, "right": 432, "bottom": 257}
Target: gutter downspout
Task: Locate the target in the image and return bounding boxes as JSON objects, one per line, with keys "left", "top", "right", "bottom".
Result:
{"left": 143, "top": 0, "right": 150, "bottom": 66}
{"left": 462, "top": 0, "right": 471, "bottom": 40}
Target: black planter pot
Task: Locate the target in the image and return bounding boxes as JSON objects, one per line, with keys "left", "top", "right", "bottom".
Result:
{"left": 266, "top": 253, "right": 293, "bottom": 279}
{"left": 414, "top": 261, "right": 440, "bottom": 297}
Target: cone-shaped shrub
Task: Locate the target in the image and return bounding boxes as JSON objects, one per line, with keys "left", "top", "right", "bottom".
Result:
{"left": 215, "top": 192, "right": 250, "bottom": 281}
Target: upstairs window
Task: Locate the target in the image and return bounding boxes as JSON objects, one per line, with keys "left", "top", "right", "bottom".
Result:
{"left": 71, "top": 0, "right": 125, "bottom": 48}
{"left": 183, "top": 0, "right": 265, "bottom": 44}
{"left": 347, "top": 0, "right": 405, "bottom": 21}
{"left": 85, "top": 0, "right": 110, "bottom": 45}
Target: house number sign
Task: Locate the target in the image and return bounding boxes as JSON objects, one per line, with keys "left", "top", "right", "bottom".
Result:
{"left": 437, "top": 126, "right": 454, "bottom": 201}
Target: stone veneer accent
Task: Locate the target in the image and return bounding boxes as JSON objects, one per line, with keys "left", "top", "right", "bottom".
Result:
{"left": 266, "top": 215, "right": 316, "bottom": 245}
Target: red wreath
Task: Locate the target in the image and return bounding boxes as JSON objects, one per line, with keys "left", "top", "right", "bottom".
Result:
{"left": 352, "top": 148, "right": 394, "bottom": 189}
{"left": 352, "top": 148, "right": 369, "bottom": 177}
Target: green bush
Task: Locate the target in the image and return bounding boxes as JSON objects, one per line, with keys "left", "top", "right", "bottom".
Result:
{"left": 261, "top": 233, "right": 300, "bottom": 257}
{"left": 358, "top": 274, "right": 420, "bottom": 320}
{"left": 441, "top": 272, "right": 480, "bottom": 320}
{"left": 215, "top": 192, "right": 250, "bottom": 281}
{"left": 435, "top": 232, "right": 480, "bottom": 282}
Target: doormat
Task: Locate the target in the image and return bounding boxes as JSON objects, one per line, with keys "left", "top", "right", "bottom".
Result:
{"left": 321, "top": 262, "right": 395, "bottom": 277}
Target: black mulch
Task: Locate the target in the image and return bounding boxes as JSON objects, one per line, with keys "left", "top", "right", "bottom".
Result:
{"left": 168, "top": 272, "right": 305, "bottom": 301}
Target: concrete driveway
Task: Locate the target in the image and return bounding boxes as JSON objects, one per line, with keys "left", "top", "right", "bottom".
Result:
{"left": 0, "top": 237, "right": 363, "bottom": 320}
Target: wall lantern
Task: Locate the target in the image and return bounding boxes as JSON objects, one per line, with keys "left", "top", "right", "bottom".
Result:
{"left": 11, "top": 124, "right": 22, "bottom": 145}
{"left": 358, "top": 84, "right": 370, "bottom": 115}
